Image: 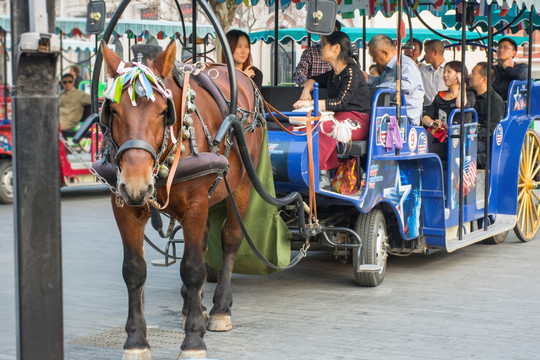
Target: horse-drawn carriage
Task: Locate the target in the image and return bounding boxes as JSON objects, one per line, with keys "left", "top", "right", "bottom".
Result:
{"left": 82, "top": 0, "right": 539, "bottom": 358}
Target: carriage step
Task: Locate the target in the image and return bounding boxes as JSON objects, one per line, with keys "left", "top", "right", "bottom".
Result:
{"left": 151, "top": 259, "right": 177, "bottom": 267}
{"left": 358, "top": 264, "right": 383, "bottom": 272}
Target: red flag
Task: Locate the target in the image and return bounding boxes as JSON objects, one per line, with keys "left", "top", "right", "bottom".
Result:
{"left": 500, "top": 3, "right": 510, "bottom": 17}
{"left": 398, "top": 18, "right": 406, "bottom": 40}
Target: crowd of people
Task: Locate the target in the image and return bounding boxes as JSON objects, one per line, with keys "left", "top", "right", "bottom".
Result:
{"left": 288, "top": 30, "right": 526, "bottom": 190}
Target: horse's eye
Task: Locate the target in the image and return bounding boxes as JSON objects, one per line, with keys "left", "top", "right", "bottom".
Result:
{"left": 160, "top": 109, "right": 168, "bottom": 117}
{"left": 111, "top": 109, "right": 118, "bottom": 117}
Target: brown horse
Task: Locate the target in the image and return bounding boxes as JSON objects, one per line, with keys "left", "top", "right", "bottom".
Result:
{"left": 100, "top": 41, "right": 263, "bottom": 359}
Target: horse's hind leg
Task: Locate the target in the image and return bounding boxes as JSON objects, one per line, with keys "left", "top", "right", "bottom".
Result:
{"left": 112, "top": 201, "right": 152, "bottom": 360}
{"left": 207, "top": 182, "right": 251, "bottom": 332}
{"left": 179, "top": 207, "right": 209, "bottom": 359}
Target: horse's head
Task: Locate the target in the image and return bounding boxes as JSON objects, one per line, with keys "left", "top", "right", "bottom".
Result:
{"left": 101, "top": 40, "right": 178, "bottom": 206}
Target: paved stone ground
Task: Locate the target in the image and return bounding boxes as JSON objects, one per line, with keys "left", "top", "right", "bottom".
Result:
{"left": 1, "top": 187, "right": 540, "bottom": 359}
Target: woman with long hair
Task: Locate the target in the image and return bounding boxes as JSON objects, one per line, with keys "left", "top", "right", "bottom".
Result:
{"left": 293, "top": 31, "right": 371, "bottom": 189}
{"left": 224, "top": 29, "right": 263, "bottom": 89}
{"left": 422, "top": 60, "right": 476, "bottom": 160}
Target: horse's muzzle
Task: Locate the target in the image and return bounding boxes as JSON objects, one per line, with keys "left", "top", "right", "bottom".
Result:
{"left": 117, "top": 175, "right": 154, "bottom": 206}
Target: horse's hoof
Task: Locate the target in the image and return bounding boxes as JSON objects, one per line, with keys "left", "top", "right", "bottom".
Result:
{"left": 182, "top": 310, "right": 208, "bottom": 330}
{"left": 207, "top": 314, "right": 232, "bottom": 332}
{"left": 178, "top": 349, "right": 207, "bottom": 359}
{"left": 122, "top": 348, "right": 152, "bottom": 360}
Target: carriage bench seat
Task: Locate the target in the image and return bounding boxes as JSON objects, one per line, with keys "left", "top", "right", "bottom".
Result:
{"left": 337, "top": 140, "right": 368, "bottom": 157}
{"left": 92, "top": 152, "right": 229, "bottom": 188}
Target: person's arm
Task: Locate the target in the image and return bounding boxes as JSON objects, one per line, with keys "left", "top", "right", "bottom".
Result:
{"left": 422, "top": 97, "right": 439, "bottom": 128}
{"left": 293, "top": 48, "right": 314, "bottom": 86}
{"left": 324, "top": 66, "right": 360, "bottom": 112}
{"left": 80, "top": 91, "right": 91, "bottom": 106}
{"left": 252, "top": 67, "right": 263, "bottom": 89}
{"left": 504, "top": 62, "right": 528, "bottom": 81}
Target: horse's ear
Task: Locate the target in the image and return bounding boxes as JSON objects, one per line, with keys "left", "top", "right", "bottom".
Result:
{"left": 101, "top": 39, "right": 122, "bottom": 78}
{"left": 153, "top": 40, "right": 176, "bottom": 78}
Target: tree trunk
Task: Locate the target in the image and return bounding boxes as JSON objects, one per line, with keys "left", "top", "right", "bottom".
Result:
{"left": 208, "top": 0, "right": 238, "bottom": 33}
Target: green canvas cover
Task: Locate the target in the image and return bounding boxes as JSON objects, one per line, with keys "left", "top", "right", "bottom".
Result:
{"left": 205, "top": 128, "right": 292, "bottom": 275}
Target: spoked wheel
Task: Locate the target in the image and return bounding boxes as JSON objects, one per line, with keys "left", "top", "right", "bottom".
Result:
{"left": 0, "top": 159, "right": 13, "bottom": 204}
{"left": 515, "top": 129, "right": 540, "bottom": 242}
{"left": 353, "top": 209, "right": 388, "bottom": 287}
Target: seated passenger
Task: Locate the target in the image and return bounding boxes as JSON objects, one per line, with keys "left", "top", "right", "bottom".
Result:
{"left": 59, "top": 73, "right": 91, "bottom": 135}
{"left": 422, "top": 61, "right": 476, "bottom": 160}
{"left": 364, "top": 34, "right": 424, "bottom": 126}
{"left": 469, "top": 62, "right": 505, "bottom": 168}
{"left": 224, "top": 30, "right": 263, "bottom": 89}
{"left": 293, "top": 21, "right": 342, "bottom": 86}
{"left": 369, "top": 63, "right": 381, "bottom": 77}
{"left": 492, "top": 37, "right": 527, "bottom": 101}
{"left": 293, "top": 31, "right": 371, "bottom": 190}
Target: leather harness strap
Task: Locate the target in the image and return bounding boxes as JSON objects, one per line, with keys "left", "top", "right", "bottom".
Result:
{"left": 150, "top": 70, "right": 191, "bottom": 210}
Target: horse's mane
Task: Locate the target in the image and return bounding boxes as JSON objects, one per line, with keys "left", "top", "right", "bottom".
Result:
{"left": 131, "top": 44, "right": 164, "bottom": 64}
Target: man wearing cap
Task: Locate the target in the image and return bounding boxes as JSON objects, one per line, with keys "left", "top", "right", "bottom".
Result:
{"left": 492, "top": 37, "right": 527, "bottom": 101}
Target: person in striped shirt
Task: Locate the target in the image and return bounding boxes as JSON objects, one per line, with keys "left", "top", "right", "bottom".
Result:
{"left": 293, "top": 20, "right": 342, "bottom": 86}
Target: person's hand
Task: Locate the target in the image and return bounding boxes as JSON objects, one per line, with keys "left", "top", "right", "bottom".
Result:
{"left": 243, "top": 65, "right": 256, "bottom": 79}
{"left": 299, "top": 89, "right": 312, "bottom": 101}
{"left": 499, "top": 57, "right": 514, "bottom": 69}
{"left": 432, "top": 120, "right": 447, "bottom": 130}
{"left": 293, "top": 99, "right": 313, "bottom": 109}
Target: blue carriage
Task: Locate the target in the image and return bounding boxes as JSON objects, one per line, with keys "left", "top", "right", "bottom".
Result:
{"left": 266, "top": 77, "right": 539, "bottom": 286}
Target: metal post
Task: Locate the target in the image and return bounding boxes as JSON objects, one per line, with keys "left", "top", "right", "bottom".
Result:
{"left": 395, "top": 0, "right": 403, "bottom": 156}
{"left": 362, "top": 14, "right": 366, "bottom": 71}
{"left": 273, "top": 0, "right": 279, "bottom": 86}
{"left": 2, "top": 30, "right": 8, "bottom": 119}
{"left": 11, "top": 0, "right": 63, "bottom": 358}
{"left": 526, "top": 6, "right": 534, "bottom": 117}
{"left": 458, "top": 1, "right": 467, "bottom": 240}
{"left": 484, "top": 3, "right": 492, "bottom": 230}
{"left": 192, "top": 0, "right": 197, "bottom": 63}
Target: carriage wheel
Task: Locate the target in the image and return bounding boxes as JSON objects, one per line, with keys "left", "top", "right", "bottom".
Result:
{"left": 514, "top": 129, "right": 540, "bottom": 242}
{"left": 0, "top": 159, "right": 13, "bottom": 204}
{"left": 353, "top": 209, "right": 388, "bottom": 287}
{"left": 483, "top": 231, "right": 509, "bottom": 245}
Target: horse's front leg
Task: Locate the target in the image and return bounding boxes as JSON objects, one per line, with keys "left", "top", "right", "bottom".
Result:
{"left": 208, "top": 180, "right": 251, "bottom": 332}
{"left": 112, "top": 199, "right": 152, "bottom": 360}
{"left": 179, "top": 205, "right": 209, "bottom": 359}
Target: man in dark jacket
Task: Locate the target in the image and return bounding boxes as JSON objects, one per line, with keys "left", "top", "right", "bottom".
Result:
{"left": 469, "top": 62, "right": 505, "bottom": 168}
{"left": 492, "top": 37, "right": 527, "bottom": 101}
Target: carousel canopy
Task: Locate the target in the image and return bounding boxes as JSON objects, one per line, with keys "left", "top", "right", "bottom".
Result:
{"left": 224, "top": 0, "right": 539, "bottom": 22}
{"left": 441, "top": 8, "right": 540, "bottom": 34}
{"left": 249, "top": 26, "right": 530, "bottom": 46}
{"left": 0, "top": 15, "right": 215, "bottom": 40}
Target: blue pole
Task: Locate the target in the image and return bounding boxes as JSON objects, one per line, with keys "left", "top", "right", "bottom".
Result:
{"left": 313, "top": 82, "right": 319, "bottom": 117}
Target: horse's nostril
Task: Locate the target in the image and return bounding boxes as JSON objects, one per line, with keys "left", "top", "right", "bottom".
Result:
{"left": 119, "top": 182, "right": 126, "bottom": 194}
{"left": 147, "top": 184, "right": 154, "bottom": 194}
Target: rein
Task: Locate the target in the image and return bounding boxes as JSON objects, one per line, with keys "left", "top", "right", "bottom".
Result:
{"left": 149, "top": 70, "right": 191, "bottom": 210}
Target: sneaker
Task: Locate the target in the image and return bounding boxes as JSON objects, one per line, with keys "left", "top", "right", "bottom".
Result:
{"left": 319, "top": 170, "right": 332, "bottom": 190}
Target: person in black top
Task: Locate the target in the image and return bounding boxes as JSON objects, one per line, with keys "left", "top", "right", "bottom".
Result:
{"left": 492, "top": 37, "right": 527, "bottom": 101}
{"left": 293, "top": 31, "right": 370, "bottom": 189}
{"left": 224, "top": 30, "right": 263, "bottom": 89}
{"left": 469, "top": 62, "right": 505, "bottom": 168}
{"left": 422, "top": 61, "right": 475, "bottom": 161}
